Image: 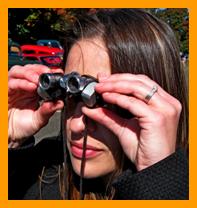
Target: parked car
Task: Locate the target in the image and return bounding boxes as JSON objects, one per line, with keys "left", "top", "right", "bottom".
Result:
{"left": 8, "top": 40, "right": 40, "bottom": 70}
{"left": 25, "top": 55, "right": 63, "bottom": 69}
{"left": 21, "top": 44, "right": 64, "bottom": 57}
{"left": 21, "top": 44, "right": 63, "bottom": 67}
{"left": 37, "top": 39, "right": 63, "bottom": 50}
{"left": 9, "top": 39, "right": 20, "bottom": 55}
{"left": 8, "top": 41, "right": 62, "bottom": 70}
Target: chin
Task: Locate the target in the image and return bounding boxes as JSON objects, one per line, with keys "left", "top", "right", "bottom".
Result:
{"left": 71, "top": 157, "right": 115, "bottom": 179}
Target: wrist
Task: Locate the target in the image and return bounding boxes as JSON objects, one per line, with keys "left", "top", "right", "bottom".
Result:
{"left": 136, "top": 150, "right": 176, "bottom": 171}
{"left": 8, "top": 133, "right": 23, "bottom": 149}
{"left": 8, "top": 140, "right": 22, "bottom": 149}
{"left": 8, "top": 131, "right": 29, "bottom": 149}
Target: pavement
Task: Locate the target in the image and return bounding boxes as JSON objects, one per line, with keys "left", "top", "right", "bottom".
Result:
{"left": 34, "top": 111, "right": 61, "bottom": 144}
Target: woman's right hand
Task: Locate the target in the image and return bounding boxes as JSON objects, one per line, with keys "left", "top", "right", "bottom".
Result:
{"left": 8, "top": 64, "right": 64, "bottom": 146}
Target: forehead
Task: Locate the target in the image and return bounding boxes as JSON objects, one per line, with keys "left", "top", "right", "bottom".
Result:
{"left": 65, "top": 39, "right": 111, "bottom": 78}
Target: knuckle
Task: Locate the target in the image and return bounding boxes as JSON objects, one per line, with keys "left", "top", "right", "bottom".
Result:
{"left": 175, "top": 100, "right": 182, "bottom": 113}
{"left": 25, "top": 69, "right": 37, "bottom": 78}
{"left": 132, "top": 80, "right": 143, "bottom": 86}
{"left": 167, "top": 106, "right": 177, "bottom": 117}
{"left": 167, "top": 100, "right": 182, "bottom": 118}
{"left": 8, "top": 79, "right": 14, "bottom": 88}
{"left": 23, "top": 64, "right": 39, "bottom": 73}
{"left": 137, "top": 74, "right": 151, "bottom": 81}
{"left": 9, "top": 65, "right": 21, "bottom": 73}
{"left": 26, "top": 64, "right": 49, "bottom": 71}
{"left": 113, "top": 82, "right": 121, "bottom": 91}
{"left": 153, "top": 112, "right": 166, "bottom": 126}
{"left": 25, "top": 64, "right": 35, "bottom": 68}
{"left": 51, "top": 68, "right": 64, "bottom": 73}
{"left": 33, "top": 64, "right": 49, "bottom": 69}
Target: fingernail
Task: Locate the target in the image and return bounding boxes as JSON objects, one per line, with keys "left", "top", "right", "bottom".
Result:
{"left": 96, "top": 83, "right": 104, "bottom": 88}
{"left": 103, "top": 92, "right": 110, "bottom": 96}
{"left": 98, "top": 72, "right": 109, "bottom": 81}
{"left": 82, "top": 106, "right": 89, "bottom": 113}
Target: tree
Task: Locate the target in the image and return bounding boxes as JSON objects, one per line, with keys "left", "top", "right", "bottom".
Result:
{"left": 8, "top": 9, "right": 91, "bottom": 44}
{"left": 9, "top": 8, "right": 189, "bottom": 55}
{"left": 147, "top": 8, "right": 189, "bottom": 54}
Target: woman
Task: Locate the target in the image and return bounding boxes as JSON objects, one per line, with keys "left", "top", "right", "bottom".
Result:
{"left": 8, "top": 9, "right": 188, "bottom": 199}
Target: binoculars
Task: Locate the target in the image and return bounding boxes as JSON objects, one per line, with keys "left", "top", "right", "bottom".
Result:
{"left": 37, "top": 72, "right": 102, "bottom": 107}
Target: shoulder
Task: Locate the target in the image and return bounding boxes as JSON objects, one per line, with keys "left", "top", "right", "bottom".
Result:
{"left": 113, "top": 148, "right": 189, "bottom": 199}
{"left": 9, "top": 136, "right": 64, "bottom": 199}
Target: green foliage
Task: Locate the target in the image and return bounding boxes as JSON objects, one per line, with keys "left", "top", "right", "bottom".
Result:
{"left": 147, "top": 8, "right": 189, "bottom": 54}
{"left": 8, "top": 8, "right": 189, "bottom": 54}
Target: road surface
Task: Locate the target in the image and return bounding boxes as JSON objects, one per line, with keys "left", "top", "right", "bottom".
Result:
{"left": 34, "top": 111, "right": 61, "bottom": 144}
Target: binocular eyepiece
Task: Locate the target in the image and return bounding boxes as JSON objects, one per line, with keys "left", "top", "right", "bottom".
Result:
{"left": 37, "top": 72, "right": 102, "bottom": 107}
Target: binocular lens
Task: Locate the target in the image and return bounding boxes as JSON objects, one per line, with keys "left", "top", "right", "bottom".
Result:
{"left": 39, "top": 73, "right": 63, "bottom": 90}
{"left": 41, "top": 75, "right": 50, "bottom": 89}
{"left": 67, "top": 76, "right": 80, "bottom": 93}
{"left": 37, "top": 72, "right": 100, "bottom": 106}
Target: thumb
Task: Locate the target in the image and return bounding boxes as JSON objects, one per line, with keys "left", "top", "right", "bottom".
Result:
{"left": 34, "top": 100, "right": 64, "bottom": 129}
{"left": 82, "top": 106, "right": 125, "bottom": 138}
{"left": 82, "top": 106, "right": 140, "bottom": 161}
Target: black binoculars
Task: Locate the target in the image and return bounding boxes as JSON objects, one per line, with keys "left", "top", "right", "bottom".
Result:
{"left": 37, "top": 72, "right": 103, "bottom": 107}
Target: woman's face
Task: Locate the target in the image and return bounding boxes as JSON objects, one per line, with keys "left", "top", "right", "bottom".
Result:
{"left": 65, "top": 38, "right": 123, "bottom": 178}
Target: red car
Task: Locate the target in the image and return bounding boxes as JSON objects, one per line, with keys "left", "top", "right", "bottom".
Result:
{"left": 21, "top": 44, "right": 64, "bottom": 57}
{"left": 21, "top": 45, "right": 64, "bottom": 68}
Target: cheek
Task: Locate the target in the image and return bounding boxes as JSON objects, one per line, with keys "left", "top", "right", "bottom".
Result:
{"left": 101, "top": 130, "right": 123, "bottom": 165}
{"left": 65, "top": 97, "right": 78, "bottom": 119}
{"left": 65, "top": 119, "right": 71, "bottom": 140}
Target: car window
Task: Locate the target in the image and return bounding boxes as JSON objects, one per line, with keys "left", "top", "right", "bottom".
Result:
{"left": 51, "top": 42, "right": 59, "bottom": 48}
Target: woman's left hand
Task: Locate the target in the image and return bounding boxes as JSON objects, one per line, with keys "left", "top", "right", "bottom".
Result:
{"left": 82, "top": 73, "right": 182, "bottom": 171}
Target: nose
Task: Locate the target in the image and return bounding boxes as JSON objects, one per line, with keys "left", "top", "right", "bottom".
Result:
{"left": 69, "top": 103, "right": 86, "bottom": 134}
{"left": 69, "top": 103, "right": 97, "bottom": 135}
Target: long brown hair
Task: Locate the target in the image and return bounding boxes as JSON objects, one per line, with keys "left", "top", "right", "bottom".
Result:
{"left": 61, "top": 9, "right": 188, "bottom": 199}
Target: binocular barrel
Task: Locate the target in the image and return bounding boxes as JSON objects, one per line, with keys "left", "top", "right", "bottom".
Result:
{"left": 39, "top": 73, "right": 63, "bottom": 90}
{"left": 37, "top": 72, "right": 101, "bottom": 107}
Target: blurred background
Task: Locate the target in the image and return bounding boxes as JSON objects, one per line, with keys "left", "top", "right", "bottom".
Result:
{"left": 8, "top": 8, "right": 189, "bottom": 68}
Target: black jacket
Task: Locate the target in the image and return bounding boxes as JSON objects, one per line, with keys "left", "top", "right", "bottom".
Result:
{"left": 8, "top": 136, "right": 189, "bottom": 200}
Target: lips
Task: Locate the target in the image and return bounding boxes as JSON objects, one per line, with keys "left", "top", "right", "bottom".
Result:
{"left": 70, "top": 141, "right": 103, "bottom": 159}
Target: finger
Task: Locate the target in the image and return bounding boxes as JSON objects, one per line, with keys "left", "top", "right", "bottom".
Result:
{"left": 102, "top": 92, "right": 154, "bottom": 118}
{"left": 102, "top": 92, "right": 181, "bottom": 132}
{"left": 98, "top": 73, "right": 152, "bottom": 83}
{"left": 49, "top": 68, "right": 64, "bottom": 74}
{"left": 34, "top": 100, "right": 64, "bottom": 128}
{"left": 97, "top": 72, "right": 110, "bottom": 80}
{"left": 9, "top": 64, "right": 51, "bottom": 84}
{"left": 8, "top": 78, "right": 37, "bottom": 94}
{"left": 97, "top": 80, "right": 180, "bottom": 112}
{"left": 82, "top": 106, "right": 140, "bottom": 161}
{"left": 82, "top": 106, "right": 127, "bottom": 138}
{"left": 98, "top": 73, "right": 176, "bottom": 103}
{"left": 96, "top": 80, "right": 162, "bottom": 106}
{"left": 27, "top": 65, "right": 64, "bottom": 74}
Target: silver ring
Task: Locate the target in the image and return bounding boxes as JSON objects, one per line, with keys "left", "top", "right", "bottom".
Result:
{"left": 145, "top": 85, "right": 158, "bottom": 103}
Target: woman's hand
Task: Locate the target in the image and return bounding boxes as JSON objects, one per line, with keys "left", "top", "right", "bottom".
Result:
{"left": 8, "top": 64, "right": 64, "bottom": 146}
{"left": 82, "top": 73, "right": 182, "bottom": 171}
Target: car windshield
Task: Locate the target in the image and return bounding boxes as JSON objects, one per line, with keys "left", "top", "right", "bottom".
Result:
{"left": 51, "top": 42, "right": 59, "bottom": 48}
